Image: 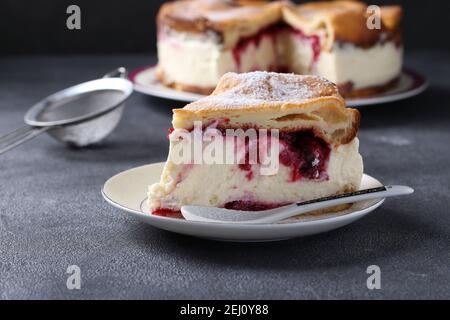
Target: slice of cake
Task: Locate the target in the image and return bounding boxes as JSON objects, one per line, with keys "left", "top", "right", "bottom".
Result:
{"left": 156, "top": 0, "right": 402, "bottom": 97}
{"left": 282, "top": 1, "right": 403, "bottom": 97}
{"left": 148, "top": 71, "right": 363, "bottom": 215}
{"left": 156, "top": 0, "right": 284, "bottom": 94}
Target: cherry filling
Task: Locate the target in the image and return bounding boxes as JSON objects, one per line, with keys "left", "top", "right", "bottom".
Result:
{"left": 232, "top": 24, "right": 283, "bottom": 70}
{"left": 167, "top": 126, "right": 330, "bottom": 181}
{"left": 279, "top": 130, "right": 330, "bottom": 181}
{"left": 290, "top": 28, "right": 322, "bottom": 63}
{"left": 231, "top": 24, "right": 322, "bottom": 71}
{"left": 238, "top": 163, "right": 254, "bottom": 181}
{"left": 234, "top": 129, "right": 330, "bottom": 182}
{"left": 154, "top": 128, "right": 330, "bottom": 214}
{"left": 167, "top": 127, "right": 175, "bottom": 139}
{"left": 224, "top": 130, "right": 330, "bottom": 211}
{"left": 152, "top": 208, "right": 183, "bottom": 218}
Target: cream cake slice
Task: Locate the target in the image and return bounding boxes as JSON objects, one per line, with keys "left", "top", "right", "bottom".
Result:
{"left": 156, "top": 0, "right": 284, "bottom": 94}
{"left": 156, "top": 0, "right": 403, "bottom": 97}
{"left": 148, "top": 71, "right": 363, "bottom": 216}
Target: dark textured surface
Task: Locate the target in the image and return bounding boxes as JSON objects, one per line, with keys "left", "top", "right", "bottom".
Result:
{"left": 0, "top": 53, "right": 449, "bottom": 299}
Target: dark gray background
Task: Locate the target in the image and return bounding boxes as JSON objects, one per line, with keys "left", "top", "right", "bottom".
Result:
{"left": 1, "top": 0, "right": 450, "bottom": 300}
{"left": 0, "top": 52, "right": 449, "bottom": 299}
{"left": 1, "top": 0, "right": 450, "bottom": 54}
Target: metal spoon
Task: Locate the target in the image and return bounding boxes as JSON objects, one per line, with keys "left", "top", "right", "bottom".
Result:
{"left": 0, "top": 67, "right": 133, "bottom": 155}
{"left": 181, "top": 185, "right": 414, "bottom": 224}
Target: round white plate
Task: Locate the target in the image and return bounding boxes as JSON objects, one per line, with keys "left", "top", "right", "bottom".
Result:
{"left": 102, "top": 162, "right": 386, "bottom": 242}
{"left": 130, "top": 66, "right": 428, "bottom": 107}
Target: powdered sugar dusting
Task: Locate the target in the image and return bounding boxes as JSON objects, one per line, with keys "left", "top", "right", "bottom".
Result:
{"left": 165, "top": 0, "right": 267, "bottom": 25}
{"left": 185, "top": 71, "right": 340, "bottom": 110}
{"left": 205, "top": 6, "right": 262, "bottom": 22}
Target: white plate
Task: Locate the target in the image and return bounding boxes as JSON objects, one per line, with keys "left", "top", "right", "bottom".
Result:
{"left": 130, "top": 66, "right": 428, "bottom": 107}
{"left": 102, "top": 162, "right": 386, "bottom": 242}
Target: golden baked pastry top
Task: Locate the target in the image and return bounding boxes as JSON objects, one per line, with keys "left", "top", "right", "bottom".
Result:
{"left": 173, "top": 71, "right": 360, "bottom": 145}
{"left": 158, "top": 0, "right": 402, "bottom": 49}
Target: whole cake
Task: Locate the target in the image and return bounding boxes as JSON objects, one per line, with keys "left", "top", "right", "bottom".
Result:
{"left": 148, "top": 71, "right": 363, "bottom": 215}
{"left": 156, "top": 0, "right": 402, "bottom": 97}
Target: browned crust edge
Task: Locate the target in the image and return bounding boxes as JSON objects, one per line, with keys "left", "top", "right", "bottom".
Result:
{"left": 158, "top": 1, "right": 402, "bottom": 49}
{"left": 156, "top": 67, "right": 216, "bottom": 95}
{"left": 156, "top": 66, "right": 397, "bottom": 100}
{"left": 282, "top": 2, "right": 402, "bottom": 49}
{"left": 346, "top": 108, "right": 360, "bottom": 145}
{"left": 157, "top": 0, "right": 283, "bottom": 35}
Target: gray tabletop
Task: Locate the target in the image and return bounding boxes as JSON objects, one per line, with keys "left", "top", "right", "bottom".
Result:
{"left": 0, "top": 53, "right": 449, "bottom": 299}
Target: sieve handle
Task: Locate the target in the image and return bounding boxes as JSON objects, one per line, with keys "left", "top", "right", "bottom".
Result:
{"left": 0, "top": 126, "right": 51, "bottom": 156}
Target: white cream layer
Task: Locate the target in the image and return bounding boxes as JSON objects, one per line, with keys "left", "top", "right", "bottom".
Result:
{"left": 158, "top": 29, "right": 403, "bottom": 90}
{"left": 148, "top": 138, "right": 363, "bottom": 211}
{"left": 157, "top": 31, "right": 277, "bottom": 88}
{"left": 306, "top": 41, "right": 403, "bottom": 89}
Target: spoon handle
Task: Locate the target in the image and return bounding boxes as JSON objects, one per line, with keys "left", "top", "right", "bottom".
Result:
{"left": 0, "top": 126, "right": 50, "bottom": 156}
{"left": 255, "top": 185, "right": 414, "bottom": 224}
